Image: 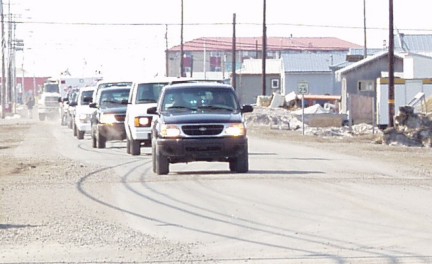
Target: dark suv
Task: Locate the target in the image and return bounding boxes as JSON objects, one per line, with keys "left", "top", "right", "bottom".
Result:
{"left": 148, "top": 82, "right": 253, "bottom": 175}
{"left": 90, "top": 86, "right": 131, "bottom": 148}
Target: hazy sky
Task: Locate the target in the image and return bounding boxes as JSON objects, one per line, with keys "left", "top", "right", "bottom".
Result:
{"left": 10, "top": 0, "right": 432, "bottom": 78}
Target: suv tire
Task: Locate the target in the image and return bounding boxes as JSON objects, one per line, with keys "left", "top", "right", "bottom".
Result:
{"left": 77, "top": 130, "right": 85, "bottom": 140}
{"left": 153, "top": 142, "right": 169, "bottom": 175}
{"left": 96, "top": 130, "right": 106, "bottom": 149}
{"left": 130, "top": 139, "right": 141, "bottom": 155}
{"left": 229, "top": 146, "right": 249, "bottom": 173}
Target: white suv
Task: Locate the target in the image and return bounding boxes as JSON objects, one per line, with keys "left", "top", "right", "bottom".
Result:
{"left": 71, "top": 86, "right": 95, "bottom": 139}
{"left": 125, "top": 77, "right": 178, "bottom": 155}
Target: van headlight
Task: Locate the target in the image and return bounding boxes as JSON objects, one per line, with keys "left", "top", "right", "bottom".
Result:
{"left": 225, "top": 123, "right": 246, "bottom": 136}
{"left": 160, "top": 124, "right": 181, "bottom": 138}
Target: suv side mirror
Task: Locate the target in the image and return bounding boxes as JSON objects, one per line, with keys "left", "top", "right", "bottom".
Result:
{"left": 147, "top": 107, "right": 157, "bottom": 115}
{"left": 241, "top": 105, "right": 253, "bottom": 114}
{"left": 89, "top": 102, "right": 97, "bottom": 108}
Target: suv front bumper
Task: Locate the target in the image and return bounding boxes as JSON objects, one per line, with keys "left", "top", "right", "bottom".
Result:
{"left": 97, "top": 123, "right": 127, "bottom": 140}
{"left": 157, "top": 136, "right": 248, "bottom": 163}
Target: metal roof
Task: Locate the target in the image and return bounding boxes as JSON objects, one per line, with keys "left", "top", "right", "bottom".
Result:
{"left": 395, "top": 34, "right": 432, "bottom": 53}
{"left": 335, "top": 51, "right": 406, "bottom": 80}
{"left": 168, "top": 37, "right": 362, "bottom": 52}
{"left": 282, "top": 53, "right": 346, "bottom": 72}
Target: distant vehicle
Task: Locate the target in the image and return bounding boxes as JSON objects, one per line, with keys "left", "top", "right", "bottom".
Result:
{"left": 92, "top": 80, "right": 133, "bottom": 103}
{"left": 69, "top": 86, "right": 95, "bottom": 140}
{"left": 148, "top": 82, "right": 254, "bottom": 175}
{"left": 125, "top": 77, "right": 179, "bottom": 155}
{"left": 46, "top": 76, "right": 102, "bottom": 124}
{"left": 61, "top": 89, "right": 79, "bottom": 127}
{"left": 90, "top": 86, "right": 131, "bottom": 148}
{"left": 37, "top": 82, "right": 61, "bottom": 121}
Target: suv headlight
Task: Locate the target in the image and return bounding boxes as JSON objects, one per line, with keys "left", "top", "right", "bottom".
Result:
{"left": 100, "top": 114, "right": 117, "bottom": 124}
{"left": 225, "top": 123, "right": 246, "bottom": 136}
{"left": 160, "top": 124, "right": 181, "bottom": 138}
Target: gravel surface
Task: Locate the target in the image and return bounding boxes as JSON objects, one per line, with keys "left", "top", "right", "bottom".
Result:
{"left": 0, "top": 118, "right": 195, "bottom": 263}
{"left": 1, "top": 113, "right": 431, "bottom": 263}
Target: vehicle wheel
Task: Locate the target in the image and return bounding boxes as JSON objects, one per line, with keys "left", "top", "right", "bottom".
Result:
{"left": 38, "top": 114, "right": 45, "bottom": 121}
{"left": 96, "top": 129, "right": 106, "bottom": 149}
{"left": 73, "top": 123, "right": 77, "bottom": 136}
{"left": 229, "top": 147, "right": 249, "bottom": 173}
{"left": 91, "top": 125, "right": 97, "bottom": 148}
{"left": 152, "top": 141, "right": 157, "bottom": 173}
{"left": 91, "top": 133, "right": 97, "bottom": 148}
{"left": 77, "top": 130, "right": 85, "bottom": 140}
{"left": 154, "top": 143, "right": 169, "bottom": 175}
{"left": 130, "top": 139, "right": 141, "bottom": 155}
{"left": 61, "top": 114, "right": 67, "bottom": 125}
{"left": 126, "top": 139, "right": 131, "bottom": 154}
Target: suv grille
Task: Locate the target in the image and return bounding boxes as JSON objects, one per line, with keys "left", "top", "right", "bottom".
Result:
{"left": 182, "top": 125, "right": 224, "bottom": 136}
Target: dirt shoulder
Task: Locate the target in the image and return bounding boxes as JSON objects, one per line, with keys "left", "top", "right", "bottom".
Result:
{"left": 248, "top": 126, "right": 432, "bottom": 177}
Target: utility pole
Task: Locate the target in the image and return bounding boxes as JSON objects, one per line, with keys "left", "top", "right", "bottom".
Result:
{"left": 363, "top": 0, "right": 367, "bottom": 58}
{"left": 231, "top": 13, "right": 236, "bottom": 89}
{"left": 262, "top": 0, "right": 267, "bottom": 96}
{"left": 165, "top": 24, "right": 168, "bottom": 77}
{"left": 1, "top": 0, "right": 5, "bottom": 119}
{"left": 180, "top": 0, "right": 185, "bottom": 77}
{"left": 388, "top": 0, "right": 395, "bottom": 127}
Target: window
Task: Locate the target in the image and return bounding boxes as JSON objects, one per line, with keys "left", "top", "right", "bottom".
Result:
{"left": 271, "top": 79, "right": 280, "bottom": 89}
{"left": 358, "top": 80, "right": 374, "bottom": 91}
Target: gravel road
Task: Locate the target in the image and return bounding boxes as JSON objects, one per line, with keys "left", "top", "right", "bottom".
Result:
{"left": 1, "top": 116, "right": 431, "bottom": 263}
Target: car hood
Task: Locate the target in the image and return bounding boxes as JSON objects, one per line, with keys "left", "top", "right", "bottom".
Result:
{"left": 99, "top": 106, "right": 127, "bottom": 114}
{"left": 161, "top": 111, "right": 243, "bottom": 124}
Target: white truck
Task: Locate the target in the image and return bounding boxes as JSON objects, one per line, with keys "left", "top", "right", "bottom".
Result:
{"left": 125, "top": 78, "right": 177, "bottom": 155}
{"left": 37, "top": 82, "right": 61, "bottom": 121}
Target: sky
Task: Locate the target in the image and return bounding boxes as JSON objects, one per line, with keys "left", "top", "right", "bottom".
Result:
{"left": 8, "top": 0, "right": 432, "bottom": 79}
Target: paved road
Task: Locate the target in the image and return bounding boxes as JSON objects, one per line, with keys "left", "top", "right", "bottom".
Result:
{"left": 2, "top": 119, "right": 432, "bottom": 263}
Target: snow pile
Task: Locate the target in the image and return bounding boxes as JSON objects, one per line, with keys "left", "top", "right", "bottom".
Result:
{"left": 245, "top": 106, "right": 379, "bottom": 138}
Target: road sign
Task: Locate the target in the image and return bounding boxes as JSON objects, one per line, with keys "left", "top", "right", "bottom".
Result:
{"left": 297, "top": 82, "right": 309, "bottom": 94}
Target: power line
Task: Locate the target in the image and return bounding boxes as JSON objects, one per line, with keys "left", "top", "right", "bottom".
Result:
{"left": 12, "top": 20, "right": 432, "bottom": 33}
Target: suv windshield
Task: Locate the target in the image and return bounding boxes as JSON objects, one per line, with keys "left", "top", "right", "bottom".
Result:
{"left": 161, "top": 87, "right": 238, "bottom": 112}
{"left": 99, "top": 89, "right": 130, "bottom": 108}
